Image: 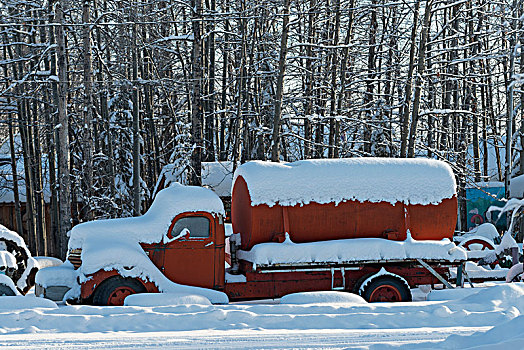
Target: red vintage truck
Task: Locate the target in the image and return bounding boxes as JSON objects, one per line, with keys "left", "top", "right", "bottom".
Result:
{"left": 36, "top": 158, "right": 466, "bottom": 305}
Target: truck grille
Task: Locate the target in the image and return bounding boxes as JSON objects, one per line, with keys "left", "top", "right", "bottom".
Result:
{"left": 68, "top": 249, "right": 82, "bottom": 269}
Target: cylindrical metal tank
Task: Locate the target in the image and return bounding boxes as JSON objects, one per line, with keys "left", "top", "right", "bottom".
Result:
{"left": 231, "top": 159, "right": 457, "bottom": 251}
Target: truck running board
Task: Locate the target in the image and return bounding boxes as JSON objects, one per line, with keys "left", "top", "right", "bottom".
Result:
{"left": 416, "top": 258, "right": 454, "bottom": 289}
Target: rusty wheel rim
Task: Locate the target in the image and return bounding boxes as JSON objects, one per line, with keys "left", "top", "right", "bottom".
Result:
{"left": 369, "top": 284, "right": 402, "bottom": 302}
{"left": 462, "top": 239, "right": 494, "bottom": 251}
{"left": 107, "top": 286, "right": 135, "bottom": 306}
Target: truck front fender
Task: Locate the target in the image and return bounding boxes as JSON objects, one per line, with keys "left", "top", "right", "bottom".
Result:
{"left": 81, "top": 269, "right": 159, "bottom": 302}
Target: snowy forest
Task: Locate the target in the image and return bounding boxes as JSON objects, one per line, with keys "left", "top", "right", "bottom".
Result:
{"left": 0, "top": 0, "right": 523, "bottom": 258}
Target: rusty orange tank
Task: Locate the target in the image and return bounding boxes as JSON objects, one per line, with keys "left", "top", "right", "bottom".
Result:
{"left": 232, "top": 158, "right": 457, "bottom": 251}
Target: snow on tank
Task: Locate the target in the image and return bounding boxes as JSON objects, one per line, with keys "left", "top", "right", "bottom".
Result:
{"left": 233, "top": 158, "right": 456, "bottom": 207}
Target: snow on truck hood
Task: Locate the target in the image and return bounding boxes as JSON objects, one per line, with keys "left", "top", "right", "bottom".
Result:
{"left": 67, "top": 184, "right": 228, "bottom": 304}
{"left": 233, "top": 158, "right": 457, "bottom": 207}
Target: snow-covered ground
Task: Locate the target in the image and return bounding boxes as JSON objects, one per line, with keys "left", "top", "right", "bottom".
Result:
{"left": 0, "top": 283, "right": 523, "bottom": 349}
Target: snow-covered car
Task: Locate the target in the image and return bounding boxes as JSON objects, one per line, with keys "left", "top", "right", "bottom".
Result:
{"left": 0, "top": 225, "right": 39, "bottom": 295}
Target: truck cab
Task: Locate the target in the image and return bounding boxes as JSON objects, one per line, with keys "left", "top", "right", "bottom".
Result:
{"left": 140, "top": 211, "right": 225, "bottom": 291}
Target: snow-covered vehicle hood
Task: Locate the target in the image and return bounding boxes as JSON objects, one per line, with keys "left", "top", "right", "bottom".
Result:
{"left": 67, "top": 184, "right": 228, "bottom": 304}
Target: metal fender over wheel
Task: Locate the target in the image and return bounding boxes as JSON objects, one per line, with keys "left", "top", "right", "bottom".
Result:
{"left": 92, "top": 275, "right": 146, "bottom": 306}
{"left": 360, "top": 276, "right": 412, "bottom": 302}
{"left": 0, "top": 282, "right": 16, "bottom": 296}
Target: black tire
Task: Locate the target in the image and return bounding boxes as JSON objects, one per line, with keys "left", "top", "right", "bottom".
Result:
{"left": 360, "top": 276, "right": 412, "bottom": 302}
{"left": 0, "top": 282, "right": 16, "bottom": 296}
{"left": 92, "top": 275, "right": 146, "bottom": 306}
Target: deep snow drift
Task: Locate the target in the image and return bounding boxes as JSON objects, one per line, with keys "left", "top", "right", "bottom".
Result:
{"left": 0, "top": 283, "right": 522, "bottom": 350}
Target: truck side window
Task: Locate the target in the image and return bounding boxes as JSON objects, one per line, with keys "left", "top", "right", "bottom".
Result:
{"left": 172, "top": 216, "right": 210, "bottom": 238}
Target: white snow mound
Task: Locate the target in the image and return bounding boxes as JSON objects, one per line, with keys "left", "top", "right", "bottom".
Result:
{"left": 0, "top": 295, "right": 57, "bottom": 309}
{"left": 281, "top": 291, "right": 367, "bottom": 305}
{"left": 0, "top": 274, "right": 20, "bottom": 295}
{"left": 233, "top": 158, "right": 456, "bottom": 207}
{"left": 33, "top": 257, "right": 63, "bottom": 269}
{"left": 124, "top": 292, "right": 212, "bottom": 306}
{"left": 35, "top": 262, "right": 78, "bottom": 288}
{"left": 467, "top": 223, "right": 500, "bottom": 241}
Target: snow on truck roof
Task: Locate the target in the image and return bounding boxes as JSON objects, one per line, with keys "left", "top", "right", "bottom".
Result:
{"left": 69, "top": 184, "right": 224, "bottom": 246}
{"left": 233, "top": 158, "right": 456, "bottom": 207}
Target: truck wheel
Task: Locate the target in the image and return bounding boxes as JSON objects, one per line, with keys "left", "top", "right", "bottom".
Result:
{"left": 92, "top": 276, "right": 146, "bottom": 306}
{"left": 0, "top": 283, "right": 16, "bottom": 296}
{"left": 361, "top": 276, "right": 411, "bottom": 302}
{"left": 460, "top": 237, "right": 495, "bottom": 251}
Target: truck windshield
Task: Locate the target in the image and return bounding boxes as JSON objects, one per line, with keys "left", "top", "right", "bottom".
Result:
{"left": 172, "top": 216, "right": 210, "bottom": 238}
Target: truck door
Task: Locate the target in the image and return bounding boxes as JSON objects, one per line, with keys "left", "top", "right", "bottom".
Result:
{"left": 162, "top": 212, "right": 216, "bottom": 289}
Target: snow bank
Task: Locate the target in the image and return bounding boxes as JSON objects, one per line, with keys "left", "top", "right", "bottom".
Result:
{"left": 457, "top": 283, "right": 524, "bottom": 308}
{"left": 1, "top": 284, "right": 524, "bottom": 336}
{"left": 281, "top": 291, "right": 367, "bottom": 305}
{"left": 35, "top": 262, "right": 78, "bottom": 288}
{"left": 466, "top": 223, "right": 499, "bottom": 241}
{"left": 233, "top": 158, "right": 456, "bottom": 207}
{"left": 427, "top": 287, "right": 489, "bottom": 301}
{"left": 33, "top": 257, "right": 63, "bottom": 269}
{"left": 0, "top": 296, "right": 57, "bottom": 309}
{"left": 0, "top": 274, "right": 20, "bottom": 295}
{"left": 124, "top": 293, "right": 212, "bottom": 306}
{"left": 68, "top": 184, "right": 228, "bottom": 304}
{"left": 238, "top": 234, "right": 467, "bottom": 266}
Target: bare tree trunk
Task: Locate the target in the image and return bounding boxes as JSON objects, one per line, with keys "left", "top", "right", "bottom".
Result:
{"left": 45, "top": 4, "right": 60, "bottom": 256}
{"left": 328, "top": 0, "right": 340, "bottom": 158}
{"left": 400, "top": 0, "right": 420, "bottom": 157}
{"left": 521, "top": 7, "right": 524, "bottom": 175}
{"left": 407, "top": 0, "right": 431, "bottom": 158}
{"left": 362, "top": 0, "right": 377, "bottom": 156}
{"left": 56, "top": 0, "right": 72, "bottom": 258}
{"left": 2, "top": 37, "right": 27, "bottom": 242}
{"left": 131, "top": 20, "right": 141, "bottom": 213}
{"left": 271, "top": 0, "right": 291, "bottom": 162}
{"left": 205, "top": 0, "right": 216, "bottom": 161}
{"left": 190, "top": 0, "right": 204, "bottom": 184}
{"left": 82, "top": 0, "right": 94, "bottom": 219}
{"left": 304, "top": 0, "right": 316, "bottom": 159}
{"left": 8, "top": 111, "right": 23, "bottom": 237}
